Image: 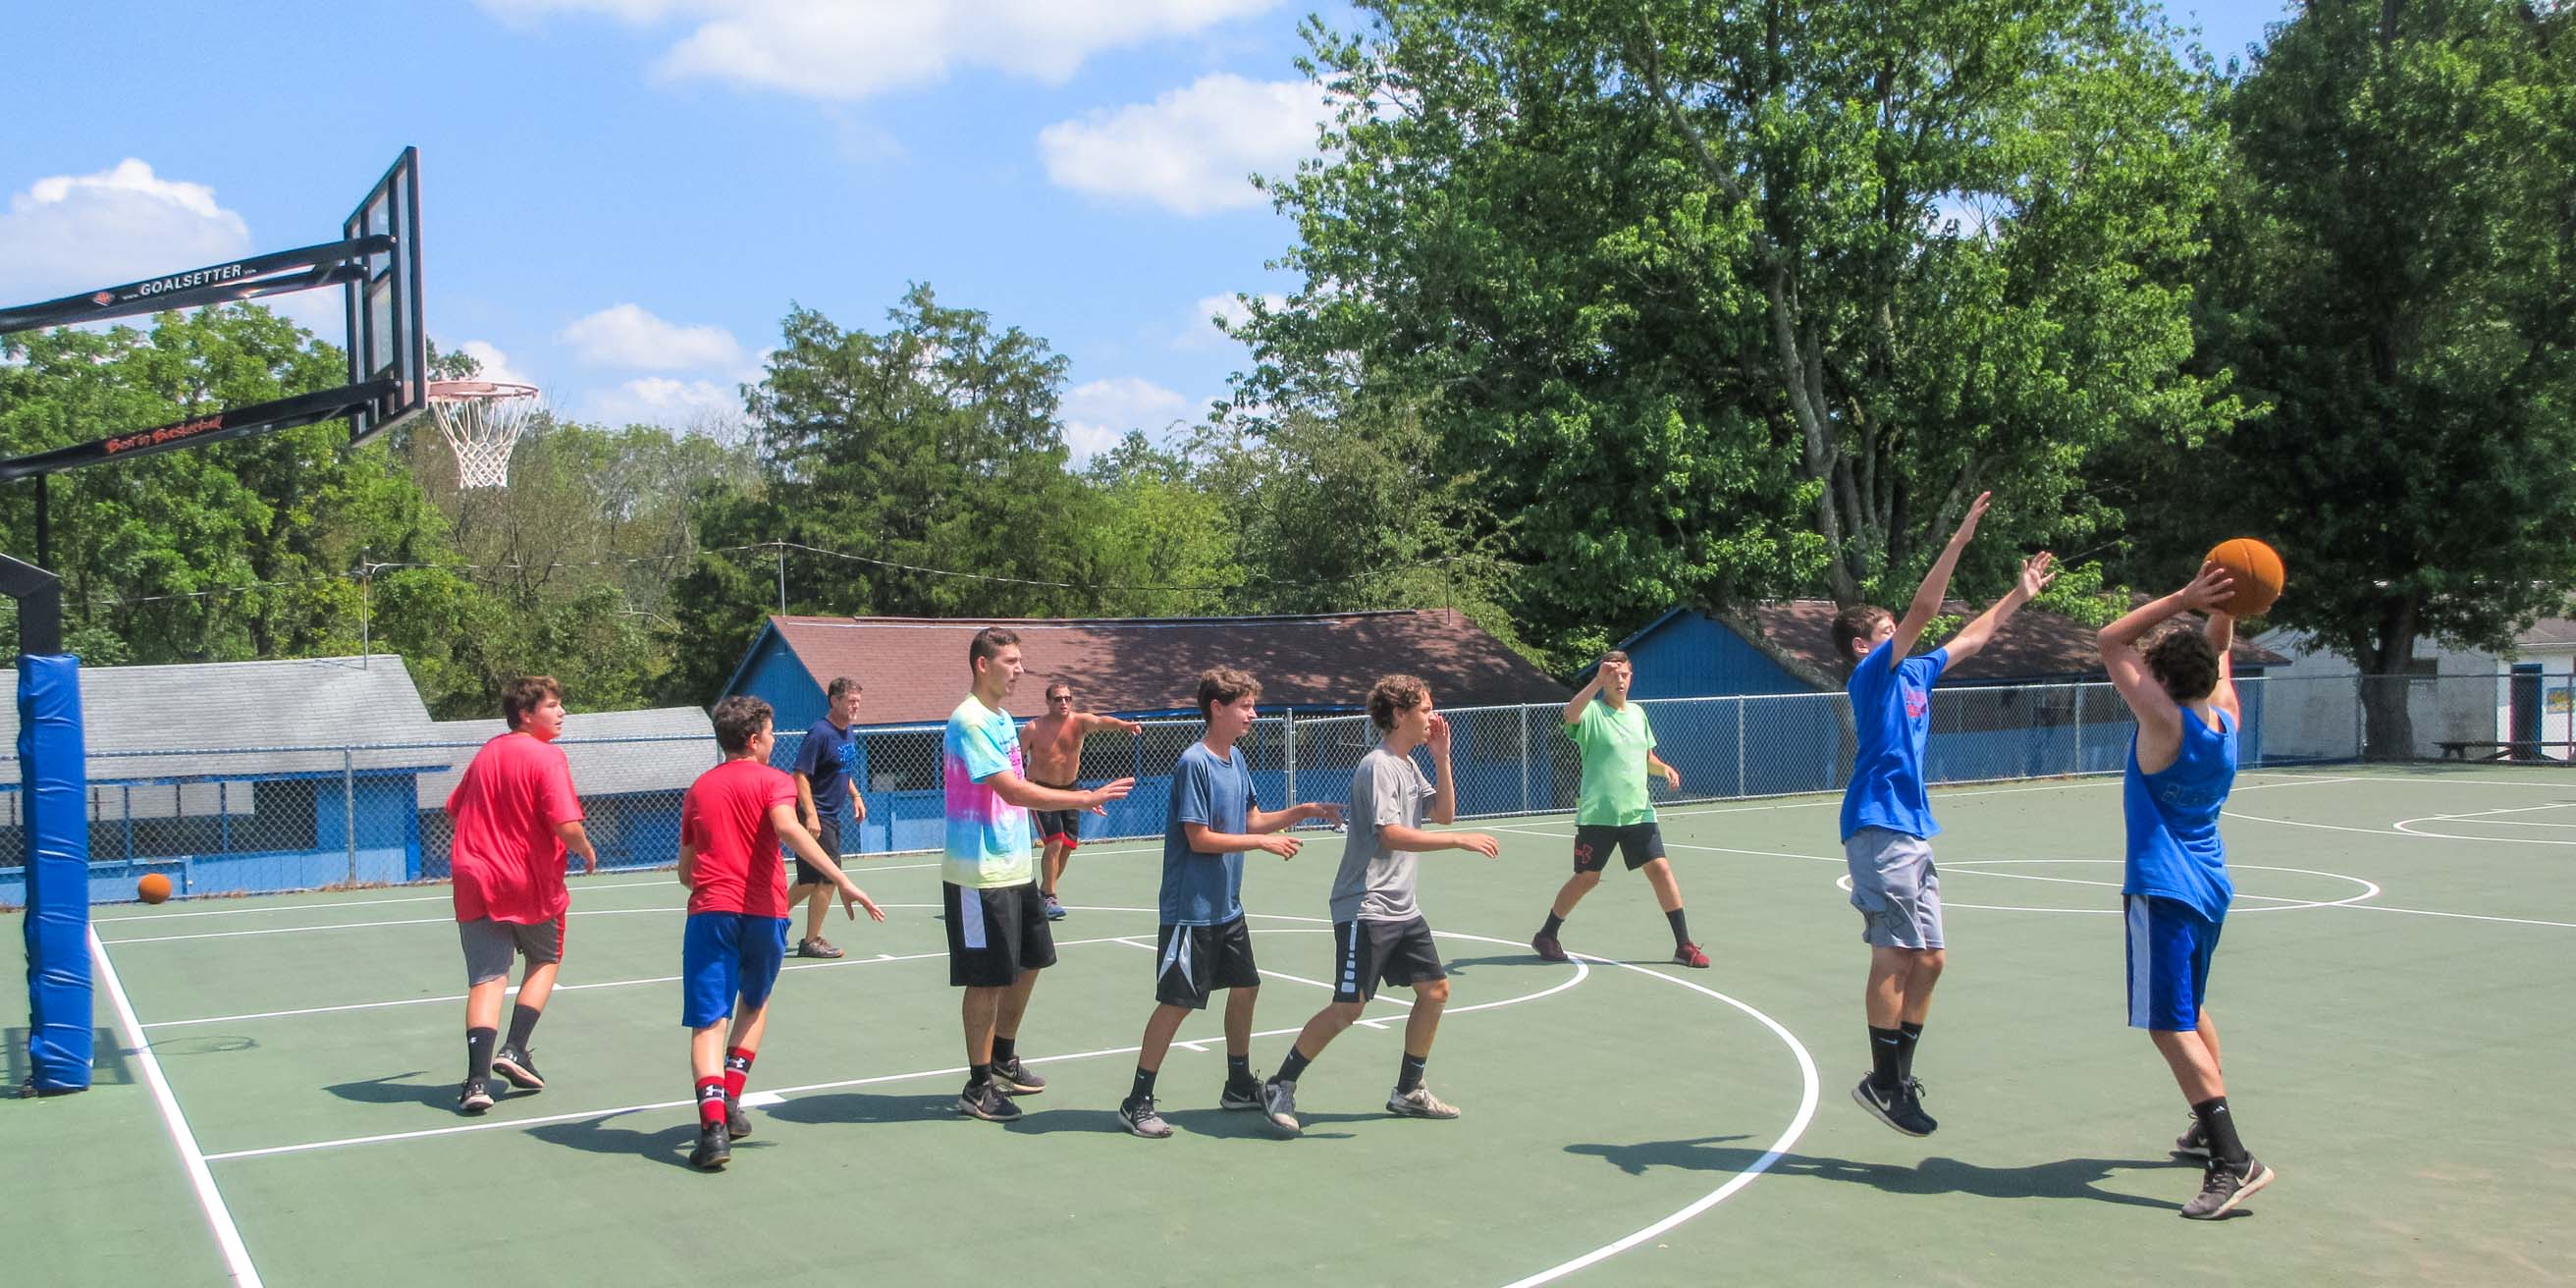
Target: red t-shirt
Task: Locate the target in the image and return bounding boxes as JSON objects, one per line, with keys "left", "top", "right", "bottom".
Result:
{"left": 446, "top": 731, "right": 583, "bottom": 924}
{"left": 682, "top": 758, "right": 798, "bottom": 918}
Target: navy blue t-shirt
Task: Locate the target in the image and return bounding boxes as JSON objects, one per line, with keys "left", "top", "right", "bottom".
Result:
{"left": 1159, "top": 742, "right": 1259, "bottom": 926}
{"left": 792, "top": 719, "right": 860, "bottom": 820}
{"left": 1841, "top": 638, "right": 1950, "bottom": 840}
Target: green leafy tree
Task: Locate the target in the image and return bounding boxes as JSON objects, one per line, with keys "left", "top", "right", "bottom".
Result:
{"left": 1243, "top": 0, "right": 2240, "bottom": 655}
{"left": 2157, "top": 0, "right": 2575, "bottom": 757}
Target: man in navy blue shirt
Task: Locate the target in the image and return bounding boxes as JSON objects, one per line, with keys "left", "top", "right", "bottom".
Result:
{"left": 1115, "top": 668, "right": 1340, "bottom": 1139}
{"left": 1831, "top": 492, "right": 2053, "bottom": 1137}
{"left": 787, "top": 676, "right": 868, "bottom": 958}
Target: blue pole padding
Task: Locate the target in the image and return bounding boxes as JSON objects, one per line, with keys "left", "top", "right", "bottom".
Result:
{"left": 20, "top": 653, "right": 92, "bottom": 1093}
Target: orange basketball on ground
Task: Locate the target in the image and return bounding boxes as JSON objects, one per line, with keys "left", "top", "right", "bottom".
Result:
{"left": 2206, "top": 538, "right": 2284, "bottom": 617}
{"left": 137, "top": 873, "right": 173, "bottom": 904}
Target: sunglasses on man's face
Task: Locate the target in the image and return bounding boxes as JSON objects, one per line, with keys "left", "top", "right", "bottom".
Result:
{"left": 1049, "top": 695, "right": 1074, "bottom": 704}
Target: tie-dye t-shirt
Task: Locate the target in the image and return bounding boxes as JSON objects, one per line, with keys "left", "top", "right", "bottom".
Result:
{"left": 943, "top": 695, "right": 1033, "bottom": 888}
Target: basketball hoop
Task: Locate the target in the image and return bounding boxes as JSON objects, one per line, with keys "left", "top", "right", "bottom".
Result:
{"left": 427, "top": 379, "right": 539, "bottom": 489}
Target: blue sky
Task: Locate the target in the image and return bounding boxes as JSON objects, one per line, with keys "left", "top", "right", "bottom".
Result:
{"left": 3, "top": 1, "right": 2292, "bottom": 464}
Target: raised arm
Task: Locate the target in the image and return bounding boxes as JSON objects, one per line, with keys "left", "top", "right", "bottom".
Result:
{"left": 984, "top": 769, "right": 1135, "bottom": 815}
{"left": 2204, "top": 609, "right": 2240, "bottom": 722}
{"left": 2098, "top": 563, "right": 2235, "bottom": 741}
{"left": 1562, "top": 663, "right": 1611, "bottom": 727}
{"left": 1079, "top": 712, "right": 1146, "bottom": 737}
{"left": 1891, "top": 491, "right": 1992, "bottom": 669}
{"left": 1943, "top": 551, "right": 2058, "bottom": 667}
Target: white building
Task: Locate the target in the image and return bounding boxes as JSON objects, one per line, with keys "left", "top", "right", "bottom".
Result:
{"left": 2253, "top": 617, "right": 2576, "bottom": 759}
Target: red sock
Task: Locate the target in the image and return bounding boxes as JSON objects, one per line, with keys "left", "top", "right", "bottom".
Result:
{"left": 696, "top": 1076, "right": 726, "bottom": 1127}
{"left": 724, "top": 1046, "right": 755, "bottom": 1100}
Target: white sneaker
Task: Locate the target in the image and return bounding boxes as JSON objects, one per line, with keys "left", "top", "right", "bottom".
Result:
{"left": 1385, "top": 1085, "right": 1461, "bottom": 1119}
{"left": 1261, "top": 1078, "right": 1301, "bottom": 1137}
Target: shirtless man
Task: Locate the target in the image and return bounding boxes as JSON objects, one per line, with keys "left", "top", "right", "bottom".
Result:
{"left": 1025, "top": 679, "right": 1144, "bottom": 920}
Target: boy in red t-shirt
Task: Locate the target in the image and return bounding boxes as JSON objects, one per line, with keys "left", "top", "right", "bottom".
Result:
{"left": 444, "top": 676, "right": 599, "bottom": 1114}
{"left": 679, "top": 695, "right": 886, "bottom": 1171}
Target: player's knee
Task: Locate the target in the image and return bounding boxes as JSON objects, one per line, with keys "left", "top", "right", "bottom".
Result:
{"left": 1915, "top": 948, "right": 1946, "bottom": 978}
{"left": 1324, "top": 1001, "right": 1367, "bottom": 1027}
{"left": 1415, "top": 977, "right": 1451, "bottom": 1005}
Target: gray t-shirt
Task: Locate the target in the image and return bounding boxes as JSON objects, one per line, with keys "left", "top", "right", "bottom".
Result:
{"left": 1329, "top": 746, "right": 1435, "bottom": 923}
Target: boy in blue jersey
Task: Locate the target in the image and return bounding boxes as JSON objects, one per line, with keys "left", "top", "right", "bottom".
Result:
{"left": 1831, "top": 491, "right": 2055, "bottom": 1137}
{"left": 1116, "top": 669, "right": 1342, "bottom": 1139}
{"left": 2099, "top": 563, "right": 2277, "bottom": 1220}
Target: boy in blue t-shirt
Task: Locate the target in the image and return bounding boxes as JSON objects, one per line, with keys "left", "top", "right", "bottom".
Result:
{"left": 1116, "top": 669, "right": 1341, "bottom": 1139}
{"left": 1830, "top": 491, "right": 2054, "bottom": 1137}
{"left": 2099, "top": 562, "right": 2276, "bottom": 1220}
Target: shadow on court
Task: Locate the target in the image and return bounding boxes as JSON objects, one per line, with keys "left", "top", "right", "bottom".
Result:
{"left": 1567, "top": 1135, "right": 2188, "bottom": 1211}
{"left": 325, "top": 1071, "right": 473, "bottom": 1111}
{"left": 530, "top": 1110, "right": 724, "bottom": 1172}
{"left": 761, "top": 1091, "right": 957, "bottom": 1126}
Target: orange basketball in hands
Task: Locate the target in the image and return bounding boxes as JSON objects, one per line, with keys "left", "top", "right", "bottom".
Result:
{"left": 137, "top": 873, "right": 173, "bottom": 904}
{"left": 2205, "top": 538, "right": 2284, "bottom": 617}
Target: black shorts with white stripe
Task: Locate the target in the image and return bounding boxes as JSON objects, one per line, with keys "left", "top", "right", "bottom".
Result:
{"left": 1330, "top": 916, "right": 1444, "bottom": 1003}
{"left": 1154, "top": 916, "right": 1260, "bottom": 1009}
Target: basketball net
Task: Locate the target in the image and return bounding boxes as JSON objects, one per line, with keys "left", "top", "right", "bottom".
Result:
{"left": 426, "top": 379, "right": 540, "bottom": 489}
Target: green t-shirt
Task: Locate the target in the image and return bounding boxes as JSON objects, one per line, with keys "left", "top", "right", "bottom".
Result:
{"left": 1568, "top": 700, "right": 1656, "bottom": 826}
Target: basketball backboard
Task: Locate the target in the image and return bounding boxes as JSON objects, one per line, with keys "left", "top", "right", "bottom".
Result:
{"left": 342, "top": 147, "right": 426, "bottom": 447}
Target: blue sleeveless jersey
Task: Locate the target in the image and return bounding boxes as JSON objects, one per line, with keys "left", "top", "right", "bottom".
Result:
{"left": 2122, "top": 708, "right": 2236, "bottom": 923}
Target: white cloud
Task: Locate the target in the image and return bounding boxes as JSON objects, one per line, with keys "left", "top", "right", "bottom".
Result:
{"left": 1039, "top": 74, "right": 1328, "bottom": 216}
{"left": 586, "top": 375, "right": 741, "bottom": 426}
{"left": 0, "top": 159, "right": 251, "bottom": 304}
{"left": 456, "top": 341, "right": 539, "bottom": 388}
{"left": 1175, "top": 291, "right": 1285, "bottom": 349}
{"left": 1059, "top": 375, "right": 1194, "bottom": 463}
{"left": 479, "top": 0, "right": 1275, "bottom": 101}
{"left": 558, "top": 302, "right": 745, "bottom": 370}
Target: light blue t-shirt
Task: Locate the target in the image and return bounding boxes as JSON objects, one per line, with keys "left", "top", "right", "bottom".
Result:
{"left": 1159, "top": 742, "right": 1259, "bottom": 926}
{"left": 2123, "top": 708, "right": 2237, "bottom": 923}
{"left": 942, "top": 696, "right": 1032, "bottom": 889}
{"left": 1841, "top": 638, "right": 1950, "bottom": 840}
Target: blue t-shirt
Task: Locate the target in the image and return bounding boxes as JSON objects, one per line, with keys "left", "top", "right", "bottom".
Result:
{"left": 1159, "top": 742, "right": 1259, "bottom": 926}
{"left": 2123, "top": 708, "right": 2237, "bottom": 923}
{"left": 1841, "top": 639, "right": 1951, "bottom": 840}
{"left": 791, "top": 719, "right": 859, "bottom": 819}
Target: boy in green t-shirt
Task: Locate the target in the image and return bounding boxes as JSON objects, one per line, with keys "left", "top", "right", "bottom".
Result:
{"left": 1530, "top": 651, "right": 1706, "bottom": 968}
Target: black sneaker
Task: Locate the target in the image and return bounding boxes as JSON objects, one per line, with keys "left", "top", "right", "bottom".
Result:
{"left": 1219, "top": 1078, "right": 1265, "bottom": 1111}
{"left": 2180, "top": 1154, "right": 2274, "bottom": 1219}
{"left": 2174, "top": 1116, "right": 2211, "bottom": 1159}
{"left": 690, "top": 1121, "right": 731, "bottom": 1171}
{"left": 1117, "top": 1096, "right": 1174, "bottom": 1139}
{"left": 991, "top": 1056, "right": 1046, "bottom": 1096}
{"left": 491, "top": 1046, "right": 545, "bottom": 1092}
{"left": 958, "top": 1082, "right": 1023, "bottom": 1123}
{"left": 726, "top": 1093, "right": 753, "bottom": 1140}
{"left": 1903, "top": 1077, "right": 1938, "bottom": 1134}
{"left": 1852, "top": 1075, "right": 1934, "bottom": 1137}
{"left": 456, "top": 1078, "right": 495, "bottom": 1115}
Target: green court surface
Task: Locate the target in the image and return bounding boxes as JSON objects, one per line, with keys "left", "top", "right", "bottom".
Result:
{"left": 9, "top": 764, "right": 2572, "bottom": 1286}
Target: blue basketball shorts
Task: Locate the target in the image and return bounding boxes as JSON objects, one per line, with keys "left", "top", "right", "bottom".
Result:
{"left": 2124, "top": 894, "right": 2222, "bottom": 1032}
{"left": 681, "top": 911, "right": 790, "bottom": 1030}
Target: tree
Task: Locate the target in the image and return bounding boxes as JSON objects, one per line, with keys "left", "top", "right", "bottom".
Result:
{"left": 2169, "top": 0, "right": 2575, "bottom": 757}
{"left": 1242, "top": 0, "right": 2240, "bottom": 656}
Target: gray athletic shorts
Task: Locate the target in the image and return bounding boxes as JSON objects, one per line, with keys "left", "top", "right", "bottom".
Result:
{"left": 460, "top": 916, "right": 564, "bottom": 985}
{"left": 1844, "top": 828, "right": 1943, "bottom": 949}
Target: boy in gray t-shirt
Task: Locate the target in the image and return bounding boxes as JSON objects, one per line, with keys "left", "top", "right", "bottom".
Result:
{"left": 1261, "top": 674, "right": 1500, "bottom": 1137}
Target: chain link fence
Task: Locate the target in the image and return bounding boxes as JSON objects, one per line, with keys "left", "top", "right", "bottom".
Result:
{"left": 3, "top": 672, "right": 2558, "bottom": 904}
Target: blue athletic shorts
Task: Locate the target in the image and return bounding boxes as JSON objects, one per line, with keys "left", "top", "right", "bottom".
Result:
{"left": 2124, "top": 894, "right": 2221, "bottom": 1031}
{"left": 681, "top": 911, "right": 790, "bottom": 1030}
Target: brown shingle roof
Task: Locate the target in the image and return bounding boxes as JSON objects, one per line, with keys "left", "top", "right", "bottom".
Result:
{"left": 1744, "top": 600, "right": 2290, "bottom": 685}
{"left": 764, "top": 609, "right": 1566, "bottom": 724}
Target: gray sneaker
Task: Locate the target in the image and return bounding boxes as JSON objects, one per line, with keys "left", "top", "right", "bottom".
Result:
{"left": 2180, "top": 1154, "right": 2274, "bottom": 1219}
{"left": 1261, "top": 1077, "right": 1301, "bottom": 1137}
{"left": 1117, "top": 1096, "right": 1173, "bottom": 1139}
{"left": 1386, "top": 1085, "right": 1462, "bottom": 1119}
{"left": 2174, "top": 1116, "right": 2211, "bottom": 1159}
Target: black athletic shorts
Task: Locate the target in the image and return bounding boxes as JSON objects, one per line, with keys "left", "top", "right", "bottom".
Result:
{"left": 1330, "top": 916, "right": 1445, "bottom": 1003}
{"left": 1154, "top": 916, "right": 1261, "bottom": 1009}
{"left": 1033, "top": 779, "right": 1081, "bottom": 849}
{"left": 792, "top": 814, "right": 843, "bottom": 887}
{"left": 1573, "top": 823, "right": 1665, "bottom": 874}
{"left": 943, "top": 881, "right": 1057, "bottom": 988}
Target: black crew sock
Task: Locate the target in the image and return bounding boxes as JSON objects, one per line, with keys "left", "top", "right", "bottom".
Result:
{"left": 1226, "top": 1053, "right": 1254, "bottom": 1087}
{"left": 1275, "top": 1046, "right": 1314, "bottom": 1085}
{"left": 505, "top": 1002, "right": 542, "bottom": 1052}
{"left": 1666, "top": 907, "right": 1691, "bottom": 946}
{"left": 1540, "top": 911, "right": 1566, "bottom": 939}
{"left": 1867, "top": 1026, "right": 1904, "bottom": 1093}
{"left": 2192, "top": 1097, "right": 2249, "bottom": 1166}
{"left": 992, "top": 1036, "right": 1017, "bottom": 1066}
{"left": 1396, "top": 1053, "right": 1427, "bottom": 1094}
{"left": 1897, "top": 1021, "right": 1923, "bottom": 1082}
{"left": 466, "top": 1027, "right": 498, "bottom": 1082}
{"left": 968, "top": 1061, "right": 993, "bottom": 1090}
{"left": 1130, "top": 1065, "right": 1158, "bottom": 1103}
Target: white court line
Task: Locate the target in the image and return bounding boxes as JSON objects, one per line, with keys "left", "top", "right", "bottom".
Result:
{"left": 91, "top": 928, "right": 265, "bottom": 1287}
{"left": 100, "top": 906, "right": 682, "bottom": 945}
{"left": 2334, "top": 903, "right": 2576, "bottom": 930}
{"left": 90, "top": 877, "right": 683, "bottom": 922}
{"left": 1104, "top": 934, "right": 1415, "bottom": 1029}
{"left": 201, "top": 913, "right": 1596, "bottom": 1163}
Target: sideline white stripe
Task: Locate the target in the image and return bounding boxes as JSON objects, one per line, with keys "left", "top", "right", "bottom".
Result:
{"left": 93, "top": 861, "right": 955, "bottom": 924}
{"left": 91, "top": 928, "right": 264, "bottom": 1287}
{"left": 2336, "top": 903, "right": 2576, "bottom": 930}
{"left": 100, "top": 906, "right": 679, "bottom": 945}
